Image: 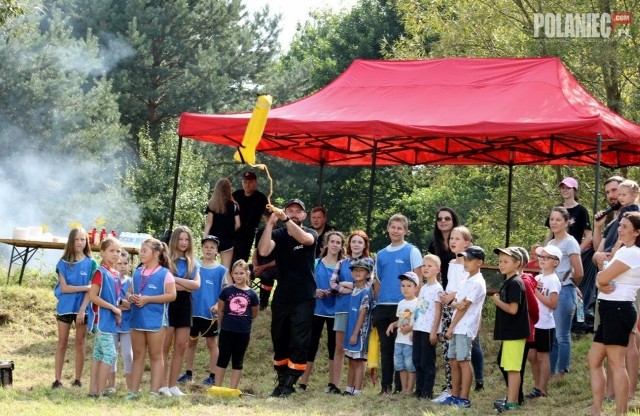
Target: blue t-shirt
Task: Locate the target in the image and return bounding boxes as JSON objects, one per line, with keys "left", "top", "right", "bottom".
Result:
{"left": 54, "top": 256, "right": 97, "bottom": 315}
{"left": 192, "top": 263, "right": 226, "bottom": 319}
{"left": 219, "top": 285, "right": 259, "bottom": 333}
{"left": 375, "top": 242, "right": 422, "bottom": 304}
{"left": 314, "top": 259, "right": 336, "bottom": 317}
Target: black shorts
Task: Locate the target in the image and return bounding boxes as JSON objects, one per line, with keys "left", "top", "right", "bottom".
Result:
{"left": 56, "top": 313, "right": 88, "bottom": 325}
{"left": 532, "top": 328, "right": 555, "bottom": 353}
{"left": 594, "top": 300, "right": 637, "bottom": 346}
{"left": 218, "top": 237, "right": 234, "bottom": 253}
{"left": 190, "top": 316, "right": 218, "bottom": 337}
{"left": 168, "top": 291, "right": 193, "bottom": 328}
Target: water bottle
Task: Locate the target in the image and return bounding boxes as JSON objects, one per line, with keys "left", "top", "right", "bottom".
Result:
{"left": 576, "top": 297, "right": 585, "bottom": 323}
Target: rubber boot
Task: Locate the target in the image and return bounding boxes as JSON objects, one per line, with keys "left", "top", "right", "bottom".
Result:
{"left": 270, "top": 372, "right": 286, "bottom": 397}
{"left": 279, "top": 374, "right": 299, "bottom": 398}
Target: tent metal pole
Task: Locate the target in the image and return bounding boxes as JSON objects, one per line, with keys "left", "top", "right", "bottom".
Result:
{"left": 366, "top": 141, "right": 378, "bottom": 237}
{"left": 317, "top": 161, "right": 325, "bottom": 206}
{"left": 593, "top": 134, "right": 602, "bottom": 216}
{"left": 505, "top": 162, "right": 513, "bottom": 247}
{"left": 169, "top": 136, "right": 183, "bottom": 233}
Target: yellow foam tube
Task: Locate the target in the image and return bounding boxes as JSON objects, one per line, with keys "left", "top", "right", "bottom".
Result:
{"left": 367, "top": 328, "right": 380, "bottom": 369}
{"left": 205, "top": 385, "right": 243, "bottom": 398}
{"left": 233, "top": 94, "right": 273, "bottom": 165}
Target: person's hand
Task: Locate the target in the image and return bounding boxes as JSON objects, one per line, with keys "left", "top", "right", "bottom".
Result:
{"left": 598, "top": 283, "right": 615, "bottom": 294}
{"left": 350, "top": 334, "right": 357, "bottom": 345}
{"left": 594, "top": 212, "right": 608, "bottom": 227}
{"left": 386, "top": 323, "right": 395, "bottom": 337}
{"left": 454, "top": 298, "right": 467, "bottom": 310}
{"left": 76, "top": 310, "right": 86, "bottom": 325}
{"left": 576, "top": 287, "right": 583, "bottom": 299}
{"left": 429, "top": 332, "right": 438, "bottom": 345}
{"left": 492, "top": 293, "right": 500, "bottom": 304}
{"left": 132, "top": 294, "right": 146, "bottom": 307}
{"left": 267, "top": 205, "right": 287, "bottom": 222}
{"left": 445, "top": 328, "right": 453, "bottom": 340}
{"left": 316, "top": 289, "right": 326, "bottom": 298}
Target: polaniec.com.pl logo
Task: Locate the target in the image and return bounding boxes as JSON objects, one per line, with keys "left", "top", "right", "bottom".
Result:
{"left": 533, "top": 12, "right": 632, "bottom": 38}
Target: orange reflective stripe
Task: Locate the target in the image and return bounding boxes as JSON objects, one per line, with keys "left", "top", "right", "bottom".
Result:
{"left": 288, "top": 361, "right": 306, "bottom": 371}
{"left": 274, "top": 359, "right": 288, "bottom": 366}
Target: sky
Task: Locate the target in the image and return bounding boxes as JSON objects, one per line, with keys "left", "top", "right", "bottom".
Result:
{"left": 243, "top": 0, "right": 358, "bottom": 49}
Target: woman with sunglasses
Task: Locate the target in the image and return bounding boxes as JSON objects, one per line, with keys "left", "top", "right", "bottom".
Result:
{"left": 428, "top": 207, "right": 461, "bottom": 289}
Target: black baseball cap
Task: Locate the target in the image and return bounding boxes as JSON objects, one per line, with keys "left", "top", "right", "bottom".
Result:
{"left": 201, "top": 235, "right": 220, "bottom": 246}
{"left": 285, "top": 198, "right": 306, "bottom": 211}
{"left": 242, "top": 171, "right": 257, "bottom": 180}
{"left": 457, "top": 246, "right": 486, "bottom": 261}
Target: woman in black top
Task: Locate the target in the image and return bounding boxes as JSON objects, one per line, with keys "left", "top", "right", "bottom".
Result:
{"left": 204, "top": 178, "right": 240, "bottom": 278}
{"left": 427, "top": 207, "right": 461, "bottom": 289}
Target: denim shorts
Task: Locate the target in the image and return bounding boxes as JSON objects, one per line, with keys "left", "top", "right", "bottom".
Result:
{"left": 333, "top": 313, "right": 348, "bottom": 332}
{"left": 394, "top": 342, "right": 415, "bottom": 372}
{"left": 447, "top": 334, "right": 473, "bottom": 361}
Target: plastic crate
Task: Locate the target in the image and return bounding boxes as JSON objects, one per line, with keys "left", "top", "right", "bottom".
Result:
{"left": 0, "top": 361, "right": 13, "bottom": 387}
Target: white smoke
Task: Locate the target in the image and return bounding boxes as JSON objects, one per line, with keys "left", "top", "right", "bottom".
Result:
{"left": 0, "top": 13, "right": 140, "bottom": 276}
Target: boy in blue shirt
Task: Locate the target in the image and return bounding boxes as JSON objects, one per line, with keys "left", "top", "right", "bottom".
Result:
{"left": 179, "top": 235, "right": 226, "bottom": 385}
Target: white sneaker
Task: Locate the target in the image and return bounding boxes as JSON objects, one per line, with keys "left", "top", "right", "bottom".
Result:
{"left": 168, "top": 386, "right": 186, "bottom": 397}
{"left": 105, "top": 387, "right": 117, "bottom": 394}
{"left": 158, "top": 386, "right": 172, "bottom": 397}
{"left": 431, "top": 391, "right": 451, "bottom": 403}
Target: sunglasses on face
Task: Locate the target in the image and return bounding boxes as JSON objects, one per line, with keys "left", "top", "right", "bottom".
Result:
{"left": 538, "top": 255, "right": 558, "bottom": 261}
{"left": 437, "top": 216, "right": 452, "bottom": 222}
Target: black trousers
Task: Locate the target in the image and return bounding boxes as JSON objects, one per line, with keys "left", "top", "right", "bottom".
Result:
{"left": 308, "top": 315, "right": 336, "bottom": 362}
{"left": 271, "top": 298, "right": 315, "bottom": 376}
{"left": 373, "top": 304, "right": 399, "bottom": 392}
{"left": 413, "top": 331, "right": 437, "bottom": 397}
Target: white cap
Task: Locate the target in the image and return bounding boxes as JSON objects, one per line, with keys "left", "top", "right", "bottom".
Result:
{"left": 536, "top": 244, "right": 562, "bottom": 261}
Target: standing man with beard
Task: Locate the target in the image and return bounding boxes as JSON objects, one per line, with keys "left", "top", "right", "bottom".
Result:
{"left": 593, "top": 176, "right": 625, "bottom": 268}
{"left": 233, "top": 171, "right": 268, "bottom": 263}
{"left": 258, "top": 199, "right": 318, "bottom": 398}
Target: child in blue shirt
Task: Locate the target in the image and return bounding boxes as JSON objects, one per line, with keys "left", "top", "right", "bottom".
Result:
{"left": 179, "top": 235, "right": 226, "bottom": 386}
{"left": 343, "top": 259, "right": 374, "bottom": 396}
{"left": 87, "top": 237, "right": 123, "bottom": 397}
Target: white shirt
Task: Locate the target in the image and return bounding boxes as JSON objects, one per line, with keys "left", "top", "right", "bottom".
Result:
{"left": 452, "top": 272, "right": 486, "bottom": 337}
{"left": 413, "top": 281, "right": 444, "bottom": 333}
{"left": 598, "top": 245, "right": 640, "bottom": 302}
{"left": 446, "top": 262, "right": 467, "bottom": 293}
{"left": 549, "top": 235, "right": 581, "bottom": 286}
{"left": 395, "top": 298, "right": 418, "bottom": 345}
{"left": 534, "top": 272, "right": 561, "bottom": 329}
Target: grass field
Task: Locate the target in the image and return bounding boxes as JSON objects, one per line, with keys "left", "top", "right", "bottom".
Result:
{"left": 0, "top": 274, "right": 639, "bottom": 415}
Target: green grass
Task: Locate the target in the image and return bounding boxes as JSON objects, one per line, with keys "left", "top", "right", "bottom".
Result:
{"left": 0, "top": 282, "right": 639, "bottom": 415}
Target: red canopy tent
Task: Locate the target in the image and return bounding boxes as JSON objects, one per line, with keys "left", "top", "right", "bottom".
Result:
{"left": 176, "top": 57, "right": 640, "bottom": 238}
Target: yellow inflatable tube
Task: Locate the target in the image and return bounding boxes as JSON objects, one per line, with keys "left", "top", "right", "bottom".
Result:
{"left": 205, "top": 385, "right": 243, "bottom": 398}
{"left": 367, "top": 328, "right": 380, "bottom": 370}
{"left": 233, "top": 94, "right": 273, "bottom": 165}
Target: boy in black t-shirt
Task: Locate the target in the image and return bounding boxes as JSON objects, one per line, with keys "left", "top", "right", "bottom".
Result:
{"left": 492, "top": 247, "right": 530, "bottom": 413}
